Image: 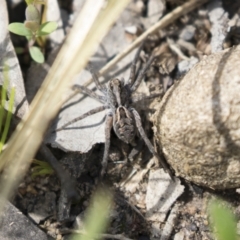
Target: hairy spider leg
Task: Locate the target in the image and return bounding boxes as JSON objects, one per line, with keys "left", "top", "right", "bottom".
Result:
{"left": 101, "top": 113, "right": 113, "bottom": 176}
{"left": 131, "top": 107, "right": 174, "bottom": 179}
{"left": 131, "top": 54, "right": 156, "bottom": 92}
{"left": 72, "top": 84, "right": 105, "bottom": 103}
{"left": 128, "top": 41, "right": 145, "bottom": 86}
{"left": 88, "top": 65, "right": 107, "bottom": 93}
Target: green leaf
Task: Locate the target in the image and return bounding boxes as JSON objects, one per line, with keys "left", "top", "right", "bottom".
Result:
{"left": 209, "top": 199, "right": 238, "bottom": 240}
{"left": 26, "top": 35, "right": 32, "bottom": 41}
{"left": 25, "top": 5, "right": 40, "bottom": 22}
{"left": 8, "top": 23, "right": 32, "bottom": 36}
{"left": 29, "top": 46, "right": 44, "bottom": 63}
{"left": 37, "top": 21, "right": 58, "bottom": 36}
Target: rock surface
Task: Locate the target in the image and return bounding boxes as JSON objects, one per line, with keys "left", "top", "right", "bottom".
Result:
{"left": 153, "top": 45, "right": 240, "bottom": 189}
{"left": 0, "top": 201, "right": 48, "bottom": 240}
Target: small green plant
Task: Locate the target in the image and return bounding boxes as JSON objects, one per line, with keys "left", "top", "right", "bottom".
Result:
{"left": 0, "top": 65, "right": 15, "bottom": 154}
{"left": 31, "top": 159, "right": 54, "bottom": 178}
{"left": 208, "top": 198, "right": 238, "bottom": 240}
{"left": 8, "top": 0, "right": 57, "bottom": 63}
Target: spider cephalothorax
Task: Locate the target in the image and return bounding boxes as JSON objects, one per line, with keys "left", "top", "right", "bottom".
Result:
{"left": 55, "top": 42, "right": 173, "bottom": 178}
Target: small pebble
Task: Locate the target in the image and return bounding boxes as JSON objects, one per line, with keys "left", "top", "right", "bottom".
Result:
{"left": 56, "top": 234, "right": 62, "bottom": 240}
{"left": 180, "top": 25, "right": 196, "bottom": 41}
{"left": 45, "top": 221, "right": 50, "bottom": 227}
{"left": 187, "top": 206, "right": 197, "bottom": 215}
{"left": 187, "top": 223, "right": 198, "bottom": 232}
{"left": 203, "top": 220, "right": 208, "bottom": 226}
{"left": 26, "top": 185, "right": 38, "bottom": 195}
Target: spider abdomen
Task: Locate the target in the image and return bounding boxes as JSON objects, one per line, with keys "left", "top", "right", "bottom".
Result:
{"left": 113, "top": 106, "right": 135, "bottom": 144}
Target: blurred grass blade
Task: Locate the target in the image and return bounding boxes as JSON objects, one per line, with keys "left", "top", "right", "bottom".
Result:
{"left": 0, "top": 68, "right": 8, "bottom": 136}
{"left": 72, "top": 189, "right": 112, "bottom": 240}
{"left": 32, "top": 159, "right": 52, "bottom": 166}
{"left": 31, "top": 168, "right": 53, "bottom": 178}
{"left": 31, "top": 159, "right": 54, "bottom": 178}
{"left": 0, "top": 0, "right": 130, "bottom": 212}
{"left": 208, "top": 199, "right": 237, "bottom": 240}
{"left": 0, "top": 87, "right": 15, "bottom": 153}
{"left": 0, "top": 65, "right": 15, "bottom": 153}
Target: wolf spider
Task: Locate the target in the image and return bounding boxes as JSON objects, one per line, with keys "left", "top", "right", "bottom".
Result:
{"left": 55, "top": 43, "right": 172, "bottom": 178}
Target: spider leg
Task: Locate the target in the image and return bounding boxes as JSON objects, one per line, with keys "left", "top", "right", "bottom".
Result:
{"left": 101, "top": 113, "right": 113, "bottom": 177}
{"left": 88, "top": 65, "right": 107, "bottom": 93}
{"left": 54, "top": 106, "right": 106, "bottom": 132}
{"left": 130, "top": 54, "right": 156, "bottom": 92}
{"left": 130, "top": 107, "right": 174, "bottom": 179}
{"left": 128, "top": 41, "right": 145, "bottom": 86}
{"left": 72, "top": 84, "right": 105, "bottom": 103}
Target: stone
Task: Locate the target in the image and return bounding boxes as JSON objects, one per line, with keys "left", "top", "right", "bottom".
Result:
{"left": 153, "top": 45, "right": 240, "bottom": 189}
{"left": 0, "top": 201, "right": 48, "bottom": 240}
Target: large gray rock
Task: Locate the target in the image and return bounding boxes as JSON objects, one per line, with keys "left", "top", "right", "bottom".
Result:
{"left": 153, "top": 45, "right": 240, "bottom": 189}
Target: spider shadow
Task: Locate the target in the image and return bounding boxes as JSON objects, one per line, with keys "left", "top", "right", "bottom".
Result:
{"left": 56, "top": 115, "right": 106, "bottom": 131}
